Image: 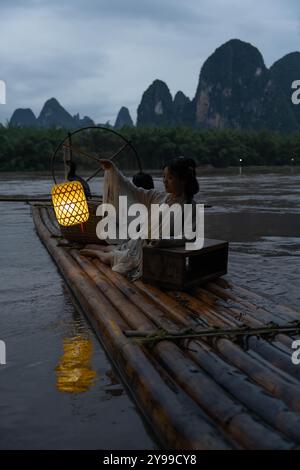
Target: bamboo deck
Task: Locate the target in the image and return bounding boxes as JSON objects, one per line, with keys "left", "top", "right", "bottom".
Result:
{"left": 32, "top": 204, "right": 300, "bottom": 450}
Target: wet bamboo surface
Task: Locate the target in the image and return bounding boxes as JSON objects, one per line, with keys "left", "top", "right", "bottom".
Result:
{"left": 32, "top": 204, "right": 300, "bottom": 450}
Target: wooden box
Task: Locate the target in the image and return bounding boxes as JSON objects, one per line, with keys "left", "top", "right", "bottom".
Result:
{"left": 142, "top": 238, "right": 229, "bottom": 290}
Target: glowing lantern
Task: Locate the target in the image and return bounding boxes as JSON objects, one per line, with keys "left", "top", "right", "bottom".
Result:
{"left": 52, "top": 181, "right": 89, "bottom": 227}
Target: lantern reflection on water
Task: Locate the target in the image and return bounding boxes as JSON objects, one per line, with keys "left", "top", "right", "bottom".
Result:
{"left": 51, "top": 181, "right": 89, "bottom": 227}
{"left": 55, "top": 336, "right": 96, "bottom": 393}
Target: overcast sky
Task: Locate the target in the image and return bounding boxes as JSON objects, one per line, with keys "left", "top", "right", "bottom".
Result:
{"left": 0, "top": 0, "right": 299, "bottom": 125}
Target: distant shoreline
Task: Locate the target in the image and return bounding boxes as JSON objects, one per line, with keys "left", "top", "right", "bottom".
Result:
{"left": 0, "top": 164, "right": 299, "bottom": 178}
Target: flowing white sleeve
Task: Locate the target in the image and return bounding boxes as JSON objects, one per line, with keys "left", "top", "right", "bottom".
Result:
{"left": 103, "top": 162, "right": 164, "bottom": 209}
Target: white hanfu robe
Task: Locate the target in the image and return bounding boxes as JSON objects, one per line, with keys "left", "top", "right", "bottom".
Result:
{"left": 102, "top": 162, "right": 196, "bottom": 281}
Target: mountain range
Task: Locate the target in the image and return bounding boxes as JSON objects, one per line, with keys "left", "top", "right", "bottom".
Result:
{"left": 9, "top": 97, "right": 94, "bottom": 129}
{"left": 9, "top": 39, "right": 300, "bottom": 132}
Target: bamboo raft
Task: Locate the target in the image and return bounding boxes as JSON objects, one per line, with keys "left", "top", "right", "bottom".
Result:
{"left": 32, "top": 204, "right": 300, "bottom": 450}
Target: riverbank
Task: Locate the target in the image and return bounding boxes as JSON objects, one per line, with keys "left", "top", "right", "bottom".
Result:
{"left": 0, "top": 164, "right": 299, "bottom": 178}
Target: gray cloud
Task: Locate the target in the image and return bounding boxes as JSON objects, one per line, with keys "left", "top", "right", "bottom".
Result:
{"left": 2, "top": 0, "right": 206, "bottom": 25}
{"left": 0, "top": 0, "right": 299, "bottom": 125}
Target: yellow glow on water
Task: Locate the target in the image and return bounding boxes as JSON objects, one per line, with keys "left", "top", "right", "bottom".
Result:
{"left": 55, "top": 336, "right": 96, "bottom": 393}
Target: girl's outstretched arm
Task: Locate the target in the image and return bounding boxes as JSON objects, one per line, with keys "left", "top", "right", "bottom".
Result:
{"left": 99, "top": 159, "right": 164, "bottom": 206}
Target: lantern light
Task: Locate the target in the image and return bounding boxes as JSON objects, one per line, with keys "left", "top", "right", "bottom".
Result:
{"left": 52, "top": 181, "right": 89, "bottom": 227}
{"left": 55, "top": 336, "right": 96, "bottom": 393}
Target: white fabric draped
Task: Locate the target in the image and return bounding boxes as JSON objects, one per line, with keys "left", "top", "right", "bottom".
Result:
{"left": 102, "top": 162, "right": 195, "bottom": 281}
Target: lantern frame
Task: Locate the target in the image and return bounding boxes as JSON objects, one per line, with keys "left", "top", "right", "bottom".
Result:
{"left": 50, "top": 125, "right": 142, "bottom": 184}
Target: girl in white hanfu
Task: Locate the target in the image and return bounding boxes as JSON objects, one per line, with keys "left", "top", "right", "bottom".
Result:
{"left": 81, "top": 156, "right": 199, "bottom": 281}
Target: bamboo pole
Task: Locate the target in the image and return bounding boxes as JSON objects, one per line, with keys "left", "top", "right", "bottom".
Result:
{"left": 185, "top": 339, "right": 300, "bottom": 443}
{"left": 32, "top": 206, "right": 230, "bottom": 450}
{"left": 124, "top": 324, "right": 300, "bottom": 343}
{"left": 170, "top": 290, "right": 300, "bottom": 382}
{"left": 93, "top": 260, "right": 182, "bottom": 332}
{"left": 134, "top": 280, "right": 204, "bottom": 327}
{"left": 35, "top": 206, "right": 300, "bottom": 448}
{"left": 215, "top": 337, "right": 300, "bottom": 412}
{"left": 135, "top": 285, "right": 300, "bottom": 444}
{"left": 71, "top": 250, "right": 158, "bottom": 332}
{"left": 73, "top": 252, "right": 296, "bottom": 448}
{"left": 228, "top": 283, "right": 300, "bottom": 320}
{"left": 98, "top": 263, "right": 300, "bottom": 408}
{"left": 206, "top": 282, "right": 296, "bottom": 324}
{"left": 84, "top": 252, "right": 298, "bottom": 390}
{"left": 39, "top": 207, "right": 61, "bottom": 237}
{"left": 0, "top": 196, "right": 51, "bottom": 202}
{"left": 172, "top": 288, "right": 291, "bottom": 346}
{"left": 194, "top": 286, "right": 293, "bottom": 348}
{"left": 150, "top": 340, "right": 292, "bottom": 450}
{"left": 171, "top": 290, "right": 300, "bottom": 414}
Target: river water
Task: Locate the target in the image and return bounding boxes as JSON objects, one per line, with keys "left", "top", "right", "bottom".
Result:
{"left": 0, "top": 166, "right": 299, "bottom": 449}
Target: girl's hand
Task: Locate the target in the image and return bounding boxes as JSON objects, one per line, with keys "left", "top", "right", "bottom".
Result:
{"left": 99, "top": 159, "right": 113, "bottom": 170}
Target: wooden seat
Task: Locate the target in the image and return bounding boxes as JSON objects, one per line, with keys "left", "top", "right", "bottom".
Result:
{"left": 142, "top": 239, "right": 229, "bottom": 290}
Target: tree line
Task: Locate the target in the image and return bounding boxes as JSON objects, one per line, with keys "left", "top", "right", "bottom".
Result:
{"left": 0, "top": 125, "right": 299, "bottom": 171}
